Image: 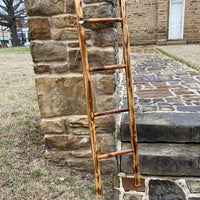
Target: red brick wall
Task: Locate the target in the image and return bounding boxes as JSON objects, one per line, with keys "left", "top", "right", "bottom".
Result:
{"left": 127, "top": 0, "right": 158, "bottom": 45}
{"left": 184, "top": 0, "right": 200, "bottom": 43}
{"left": 125, "top": 0, "right": 199, "bottom": 45}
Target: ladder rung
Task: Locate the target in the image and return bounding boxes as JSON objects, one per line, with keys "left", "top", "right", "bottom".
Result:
{"left": 89, "top": 64, "right": 126, "bottom": 72}
{"left": 98, "top": 149, "right": 134, "bottom": 159}
{"left": 94, "top": 108, "right": 129, "bottom": 117}
{"left": 79, "top": 18, "right": 123, "bottom": 24}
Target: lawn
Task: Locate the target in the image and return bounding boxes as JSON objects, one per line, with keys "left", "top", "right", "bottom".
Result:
{"left": 0, "top": 48, "right": 113, "bottom": 200}
{"left": 0, "top": 47, "right": 30, "bottom": 54}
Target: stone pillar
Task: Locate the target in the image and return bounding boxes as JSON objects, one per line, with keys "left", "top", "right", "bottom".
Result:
{"left": 157, "top": 0, "right": 169, "bottom": 45}
{"left": 25, "top": 0, "right": 117, "bottom": 173}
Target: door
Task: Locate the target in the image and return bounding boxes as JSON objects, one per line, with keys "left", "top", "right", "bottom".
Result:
{"left": 168, "top": 0, "right": 185, "bottom": 39}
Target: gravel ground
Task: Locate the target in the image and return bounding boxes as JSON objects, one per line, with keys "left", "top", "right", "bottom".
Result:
{"left": 0, "top": 52, "right": 114, "bottom": 200}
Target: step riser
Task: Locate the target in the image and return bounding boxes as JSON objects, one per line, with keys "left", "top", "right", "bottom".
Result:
{"left": 120, "top": 113, "right": 200, "bottom": 143}
{"left": 121, "top": 124, "right": 200, "bottom": 143}
{"left": 121, "top": 143, "right": 200, "bottom": 177}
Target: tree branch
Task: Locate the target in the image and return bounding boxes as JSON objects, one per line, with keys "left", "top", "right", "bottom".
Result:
{"left": 0, "top": 21, "right": 10, "bottom": 27}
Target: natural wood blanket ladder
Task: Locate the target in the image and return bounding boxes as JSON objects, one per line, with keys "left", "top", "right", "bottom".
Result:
{"left": 74, "top": 0, "right": 141, "bottom": 197}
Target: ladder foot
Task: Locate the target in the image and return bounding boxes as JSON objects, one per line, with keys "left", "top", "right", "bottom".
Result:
{"left": 134, "top": 173, "right": 141, "bottom": 187}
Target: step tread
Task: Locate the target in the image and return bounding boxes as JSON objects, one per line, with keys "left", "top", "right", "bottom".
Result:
{"left": 121, "top": 143, "right": 200, "bottom": 176}
{"left": 138, "top": 143, "right": 200, "bottom": 156}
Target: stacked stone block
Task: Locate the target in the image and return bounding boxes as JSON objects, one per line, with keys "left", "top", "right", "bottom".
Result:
{"left": 25, "top": 0, "right": 118, "bottom": 172}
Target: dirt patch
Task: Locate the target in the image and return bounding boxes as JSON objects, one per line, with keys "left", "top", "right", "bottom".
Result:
{"left": 0, "top": 53, "right": 114, "bottom": 200}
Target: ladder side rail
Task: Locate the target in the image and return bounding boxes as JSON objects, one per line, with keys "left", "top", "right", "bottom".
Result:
{"left": 119, "top": 0, "right": 141, "bottom": 186}
{"left": 74, "top": 0, "right": 103, "bottom": 197}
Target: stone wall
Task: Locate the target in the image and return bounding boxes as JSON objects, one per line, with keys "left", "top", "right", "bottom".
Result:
{"left": 25, "top": 0, "right": 118, "bottom": 172}
{"left": 120, "top": 0, "right": 200, "bottom": 45}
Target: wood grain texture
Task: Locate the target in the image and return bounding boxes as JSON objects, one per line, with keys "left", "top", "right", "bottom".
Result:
{"left": 74, "top": 0, "right": 102, "bottom": 197}
{"left": 89, "top": 64, "right": 126, "bottom": 72}
{"left": 80, "top": 17, "right": 123, "bottom": 24}
{"left": 98, "top": 149, "right": 133, "bottom": 159}
{"left": 74, "top": 0, "right": 141, "bottom": 197}
{"left": 94, "top": 108, "right": 129, "bottom": 117}
{"left": 120, "top": 0, "right": 141, "bottom": 187}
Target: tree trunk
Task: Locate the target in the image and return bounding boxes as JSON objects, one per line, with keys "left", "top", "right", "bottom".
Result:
{"left": 10, "top": 20, "right": 19, "bottom": 47}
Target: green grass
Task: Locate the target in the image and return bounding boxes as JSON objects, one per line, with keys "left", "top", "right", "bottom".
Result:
{"left": 0, "top": 140, "right": 10, "bottom": 148}
{"left": 0, "top": 153, "right": 7, "bottom": 157}
{"left": 33, "top": 169, "right": 45, "bottom": 178}
{"left": 155, "top": 47, "right": 200, "bottom": 71}
{"left": 0, "top": 47, "right": 30, "bottom": 54}
{"left": 91, "top": 187, "right": 96, "bottom": 195}
{"left": 5, "top": 162, "right": 12, "bottom": 168}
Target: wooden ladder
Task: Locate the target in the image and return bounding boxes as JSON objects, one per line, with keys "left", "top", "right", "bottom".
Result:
{"left": 74, "top": 0, "right": 141, "bottom": 197}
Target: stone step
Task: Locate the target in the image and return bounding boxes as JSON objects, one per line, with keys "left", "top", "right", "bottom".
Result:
{"left": 121, "top": 143, "right": 200, "bottom": 176}
{"left": 166, "top": 39, "right": 187, "bottom": 45}
{"left": 120, "top": 113, "right": 200, "bottom": 143}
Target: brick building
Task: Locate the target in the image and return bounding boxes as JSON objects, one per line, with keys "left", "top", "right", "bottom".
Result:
{"left": 125, "top": 0, "right": 200, "bottom": 45}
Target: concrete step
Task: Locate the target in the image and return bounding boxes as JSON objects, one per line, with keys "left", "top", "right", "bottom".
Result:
{"left": 121, "top": 143, "right": 200, "bottom": 176}
{"left": 120, "top": 113, "right": 200, "bottom": 143}
{"left": 166, "top": 39, "right": 187, "bottom": 45}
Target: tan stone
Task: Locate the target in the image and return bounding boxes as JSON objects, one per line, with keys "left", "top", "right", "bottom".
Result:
{"left": 84, "top": 0, "right": 113, "bottom": 3}
{"left": 88, "top": 48, "right": 115, "bottom": 67}
{"left": 45, "top": 135, "right": 90, "bottom": 151}
{"left": 34, "top": 64, "right": 50, "bottom": 74}
{"left": 68, "top": 49, "right": 82, "bottom": 72}
{"left": 35, "top": 74, "right": 87, "bottom": 117}
{"left": 54, "top": 28, "right": 91, "bottom": 41}
{"left": 28, "top": 18, "right": 51, "bottom": 40}
{"left": 31, "top": 41, "right": 67, "bottom": 62}
{"left": 83, "top": 3, "right": 114, "bottom": 19}
{"left": 40, "top": 114, "right": 115, "bottom": 136}
{"left": 97, "top": 75, "right": 115, "bottom": 95}
{"left": 52, "top": 15, "right": 76, "bottom": 29}
{"left": 65, "top": 0, "right": 75, "bottom": 13}
{"left": 100, "top": 158, "right": 118, "bottom": 174}
{"left": 49, "top": 62, "right": 68, "bottom": 73}
{"left": 97, "top": 134, "right": 116, "bottom": 154}
{"left": 45, "top": 150, "right": 117, "bottom": 173}
{"left": 34, "top": 62, "right": 68, "bottom": 74}
{"left": 44, "top": 151, "right": 117, "bottom": 173}
{"left": 68, "top": 47, "right": 115, "bottom": 72}
{"left": 25, "top": 0, "right": 64, "bottom": 16}
{"left": 93, "top": 28, "right": 114, "bottom": 47}
{"left": 67, "top": 115, "right": 89, "bottom": 135}
{"left": 53, "top": 28, "right": 79, "bottom": 41}
{"left": 97, "top": 95, "right": 116, "bottom": 111}
{"left": 44, "top": 150, "right": 94, "bottom": 171}
{"left": 82, "top": 2, "right": 115, "bottom": 30}
{"left": 41, "top": 118, "right": 67, "bottom": 134}
{"left": 95, "top": 115, "right": 115, "bottom": 134}
{"left": 67, "top": 115, "right": 115, "bottom": 135}
{"left": 70, "top": 149, "right": 92, "bottom": 158}
{"left": 68, "top": 41, "right": 79, "bottom": 48}
{"left": 123, "top": 194, "right": 142, "bottom": 200}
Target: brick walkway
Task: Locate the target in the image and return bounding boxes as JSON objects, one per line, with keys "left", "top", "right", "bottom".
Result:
{"left": 120, "top": 47, "right": 200, "bottom": 114}
{"left": 115, "top": 46, "right": 200, "bottom": 200}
